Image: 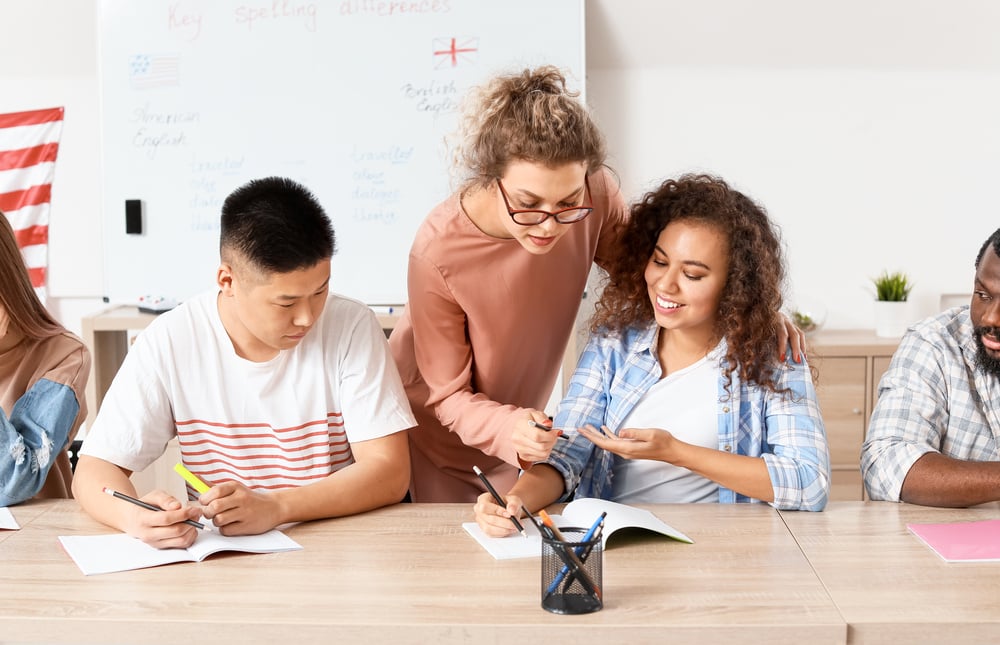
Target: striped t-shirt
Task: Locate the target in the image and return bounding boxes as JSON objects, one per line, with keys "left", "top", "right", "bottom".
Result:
{"left": 82, "top": 291, "right": 414, "bottom": 492}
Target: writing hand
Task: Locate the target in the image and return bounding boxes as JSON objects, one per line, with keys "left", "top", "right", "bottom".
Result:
{"left": 473, "top": 491, "right": 524, "bottom": 538}
{"left": 123, "top": 489, "right": 202, "bottom": 549}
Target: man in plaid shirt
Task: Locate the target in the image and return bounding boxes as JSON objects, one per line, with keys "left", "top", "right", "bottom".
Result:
{"left": 862, "top": 227, "right": 1000, "bottom": 507}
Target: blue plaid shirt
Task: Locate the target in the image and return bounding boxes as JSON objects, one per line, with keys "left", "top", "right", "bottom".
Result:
{"left": 546, "top": 324, "right": 830, "bottom": 511}
{"left": 862, "top": 306, "right": 1000, "bottom": 501}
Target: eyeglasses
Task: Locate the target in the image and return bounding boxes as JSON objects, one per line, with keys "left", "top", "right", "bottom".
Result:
{"left": 496, "top": 175, "right": 594, "bottom": 226}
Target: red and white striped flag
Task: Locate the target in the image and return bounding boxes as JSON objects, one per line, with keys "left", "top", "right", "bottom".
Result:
{"left": 0, "top": 107, "right": 65, "bottom": 301}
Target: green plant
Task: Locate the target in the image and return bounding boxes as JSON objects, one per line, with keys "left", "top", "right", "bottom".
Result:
{"left": 791, "top": 310, "right": 817, "bottom": 332}
{"left": 872, "top": 270, "right": 913, "bottom": 302}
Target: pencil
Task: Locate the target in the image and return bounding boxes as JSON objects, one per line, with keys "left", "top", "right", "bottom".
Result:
{"left": 102, "top": 487, "right": 210, "bottom": 531}
{"left": 472, "top": 465, "right": 527, "bottom": 538}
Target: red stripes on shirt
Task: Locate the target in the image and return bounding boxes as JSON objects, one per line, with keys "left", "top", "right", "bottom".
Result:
{"left": 175, "top": 412, "right": 354, "bottom": 490}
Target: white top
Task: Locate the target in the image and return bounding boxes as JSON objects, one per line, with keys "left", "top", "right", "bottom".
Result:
{"left": 611, "top": 349, "right": 722, "bottom": 504}
{"left": 82, "top": 291, "right": 415, "bottom": 491}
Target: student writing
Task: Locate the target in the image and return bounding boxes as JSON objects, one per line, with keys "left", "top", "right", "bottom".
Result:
{"left": 74, "top": 177, "right": 415, "bottom": 548}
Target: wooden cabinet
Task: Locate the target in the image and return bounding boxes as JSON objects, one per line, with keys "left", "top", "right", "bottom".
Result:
{"left": 808, "top": 330, "right": 899, "bottom": 501}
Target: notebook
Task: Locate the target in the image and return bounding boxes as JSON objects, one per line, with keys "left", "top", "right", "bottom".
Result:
{"left": 907, "top": 519, "right": 1000, "bottom": 562}
{"left": 59, "top": 528, "right": 302, "bottom": 575}
{"left": 463, "top": 497, "right": 693, "bottom": 560}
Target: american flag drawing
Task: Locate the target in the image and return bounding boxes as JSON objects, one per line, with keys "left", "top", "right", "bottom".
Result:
{"left": 0, "top": 107, "right": 65, "bottom": 301}
{"left": 129, "top": 53, "right": 181, "bottom": 90}
{"left": 432, "top": 37, "right": 479, "bottom": 69}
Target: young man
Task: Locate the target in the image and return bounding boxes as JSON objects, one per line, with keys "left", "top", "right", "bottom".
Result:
{"left": 862, "top": 227, "right": 1000, "bottom": 507}
{"left": 74, "top": 177, "right": 414, "bottom": 548}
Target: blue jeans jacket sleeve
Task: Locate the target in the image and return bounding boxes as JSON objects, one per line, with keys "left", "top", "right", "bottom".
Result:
{"left": 0, "top": 378, "right": 80, "bottom": 506}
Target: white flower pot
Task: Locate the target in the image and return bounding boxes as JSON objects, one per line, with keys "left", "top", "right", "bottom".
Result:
{"left": 874, "top": 300, "right": 914, "bottom": 337}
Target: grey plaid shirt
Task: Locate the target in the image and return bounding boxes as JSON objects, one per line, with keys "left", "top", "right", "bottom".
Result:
{"left": 861, "top": 306, "right": 1000, "bottom": 501}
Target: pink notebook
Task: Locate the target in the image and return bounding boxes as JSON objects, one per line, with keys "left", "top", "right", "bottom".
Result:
{"left": 907, "top": 519, "right": 1000, "bottom": 562}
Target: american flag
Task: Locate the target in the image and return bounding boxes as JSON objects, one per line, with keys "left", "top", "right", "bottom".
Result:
{"left": 0, "top": 107, "right": 65, "bottom": 301}
{"left": 129, "top": 54, "right": 180, "bottom": 90}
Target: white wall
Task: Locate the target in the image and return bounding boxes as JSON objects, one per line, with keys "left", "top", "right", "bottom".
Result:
{"left": 586, "top": 0, "right": 1000, "bottom": 329}
{"left": 3, "top": 0, "right": 999, "bottom": 333}
{"left": 0, "top": 0, "right": 104, "bottom": 334}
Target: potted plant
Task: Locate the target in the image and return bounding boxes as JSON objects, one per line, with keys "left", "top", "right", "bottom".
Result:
{"left": 872, "top": 270, "right": 914, "bottom": 337}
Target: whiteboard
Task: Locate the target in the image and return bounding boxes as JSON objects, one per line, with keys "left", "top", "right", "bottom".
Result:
{"left": 98, "top": 0, "right": 584, "bottom": 305}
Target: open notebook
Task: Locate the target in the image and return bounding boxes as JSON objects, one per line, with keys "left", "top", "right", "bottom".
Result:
{"left": 463, "top": 497, "right": 693, "bottom": 560}
{"left": 59, "top": 528, "right": 302, "bottom": 575}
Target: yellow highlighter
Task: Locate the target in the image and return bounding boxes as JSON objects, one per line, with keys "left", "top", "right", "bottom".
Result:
{"left": 173, "top": 462, "right": 211, "bottom": 494}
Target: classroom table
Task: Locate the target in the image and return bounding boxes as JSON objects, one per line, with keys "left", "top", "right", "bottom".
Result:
{"left": 0, "top": 500, "right": 845, "bottom": 645}
{"left": 779, "top": 501, "right": 1000, "bottom": 645}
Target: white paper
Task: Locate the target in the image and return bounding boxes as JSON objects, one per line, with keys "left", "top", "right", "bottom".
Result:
{"left": 59, "top": 528, "right": 302, "bottom": 575}
{"left": 0, "top": 507, "right": 19, "bottom": 530}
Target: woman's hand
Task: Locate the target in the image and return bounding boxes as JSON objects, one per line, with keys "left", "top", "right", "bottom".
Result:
{"left": 777, "top": 311, "right": 806, "bottom": 363}
{"left": 512, "top": 411, "right": 562, "bottom": 464}
{"left": 577, "top": 424, "right": 681, "bottom": 463}
{"left": 473, "top": 491, "right": 524, "bottom": 538}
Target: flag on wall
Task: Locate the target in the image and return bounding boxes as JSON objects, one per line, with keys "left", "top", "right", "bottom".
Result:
{"left": 0, "top": 107, "right": 65, "bottom": 301}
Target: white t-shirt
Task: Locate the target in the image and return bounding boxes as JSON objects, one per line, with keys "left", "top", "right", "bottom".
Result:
{"left": 82, "top": 291, "right": 415, "bottom": 492}
{"left": 610, "top": 348, "right": 722, "bottom": 504}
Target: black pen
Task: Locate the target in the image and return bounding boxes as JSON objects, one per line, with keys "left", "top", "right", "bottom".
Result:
{"left": 472, "top": 466, "right": 526, "bottom": 538}
{"left": 530, "top": 420, "right": 566, "bottom": 439}
{"left": 102, "top": 486, "right": 210, "bottom": 531}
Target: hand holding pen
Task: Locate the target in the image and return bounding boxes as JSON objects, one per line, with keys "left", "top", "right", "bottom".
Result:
{"left": 512, "top": 415, "right": 563, "bottom": 464}
{"left": 473, "top": 466, "right": 527, "bottom": 538}
{"left": 103, "top": 487, "right": 207, "bottom": 549}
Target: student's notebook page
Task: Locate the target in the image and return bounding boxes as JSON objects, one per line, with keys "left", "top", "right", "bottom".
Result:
{"left": 59, "top": 528, "right": 302, "bottom": 575}
{"left": 907, "top": 519, "right": 1000, "bottom": 562}
{"left": 463, "top": 498, "right": 693, "bottom": 560}
{"left": 0, "top": 507, "right": 18, "bottom": 530}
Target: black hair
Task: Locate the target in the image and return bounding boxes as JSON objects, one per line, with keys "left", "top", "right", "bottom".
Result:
{"left": 220, "top": 176, "right": 335, "bottom": 273}
{"left": 975, "top": 227, "right": 1000, "bottom": 269}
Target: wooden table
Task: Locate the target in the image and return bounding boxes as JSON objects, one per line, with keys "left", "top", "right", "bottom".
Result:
{"left": 0, "top": 501, "right": 845, "bottom": 644}
{"left": 779, "top": 501, "right": 1000, "bottom": 644}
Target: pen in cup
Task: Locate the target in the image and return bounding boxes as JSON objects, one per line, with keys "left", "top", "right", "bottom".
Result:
{"left": 547, "top": 511, "right": 607, "bottom": 595}
{"left": 473, "top": 465, "right": 527, "bottom": 538}
{"left": 538, "top": 509, "right": 601, "bottom": 601}
{"left": 102, "top": 487, "right": 210, "bottom": 531}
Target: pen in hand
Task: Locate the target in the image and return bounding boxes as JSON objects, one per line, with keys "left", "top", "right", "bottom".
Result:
{"left": 529, "top": 420, "right": 566, "bottom": 439}
{"left": 102, "top": 487, "right": 210, "bottom": 531}
{"left": 473, "top": 465, "right": 527, "bottom": 538}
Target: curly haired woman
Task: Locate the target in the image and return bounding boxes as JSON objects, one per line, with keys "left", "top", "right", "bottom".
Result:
{"left": 474, "top": 174, "right": 830, "bottom": 532}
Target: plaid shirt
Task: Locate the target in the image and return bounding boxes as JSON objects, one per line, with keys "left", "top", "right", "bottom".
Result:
{"left": 861, "top": 306, "right": 1000, "bottom": 501}
{"left": 546, "top": 324, "right": 830, "bottom": 511}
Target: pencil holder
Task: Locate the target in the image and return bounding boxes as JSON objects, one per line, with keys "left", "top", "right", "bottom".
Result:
{"left": 540, "top": 527, "right": 603, "bottom": 614}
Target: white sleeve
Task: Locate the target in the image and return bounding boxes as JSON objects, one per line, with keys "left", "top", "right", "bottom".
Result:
{"left": 334, "top": 306, "right": 415, "bottom": 443}
{"left": 79, "top": 324, "right": 178, "bottom": 473}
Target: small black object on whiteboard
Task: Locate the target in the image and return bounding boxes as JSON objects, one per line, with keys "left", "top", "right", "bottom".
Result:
{"left": 125, "top": 199, "right": 143, "bottom": 235}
